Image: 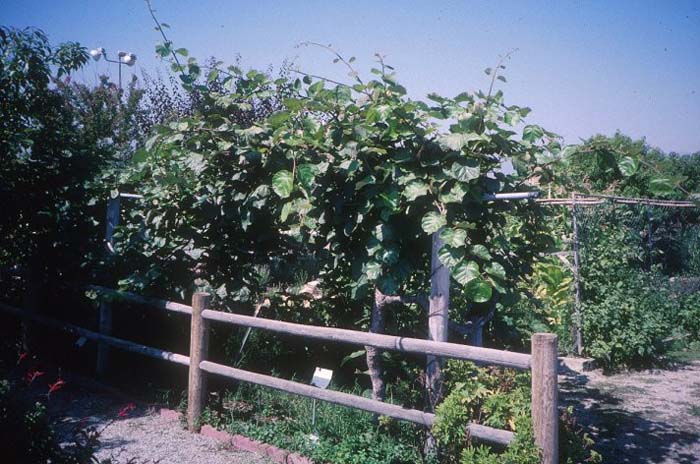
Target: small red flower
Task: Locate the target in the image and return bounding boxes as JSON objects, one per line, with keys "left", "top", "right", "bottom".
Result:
{"left": 117, "top": 402, "right": 136, "bottom": 418}
{"left": 17, "top": 352, "right": 28, "bottom": 365}
{"left": 25, "top": 368, "right": 45, "bottom": 384}
{"left": 47, "top": 378, "right": 66, "bottom": 397}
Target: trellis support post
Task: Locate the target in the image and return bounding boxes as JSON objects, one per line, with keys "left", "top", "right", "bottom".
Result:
{"left": 187, "top": 291, "right": 211, "bottom": 432}
{"left": 531, "top": 333, "right": 559, "bottom": 464}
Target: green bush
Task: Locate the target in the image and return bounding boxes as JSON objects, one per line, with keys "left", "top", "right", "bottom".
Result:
{"left": 678, "top": 293, "right": 700, "bottom": 342}
{"left": 582, "top": 273, "right": 677, "bottom": 370}
{"left": 432, "top": 361, "right": 600, "bottom": 464}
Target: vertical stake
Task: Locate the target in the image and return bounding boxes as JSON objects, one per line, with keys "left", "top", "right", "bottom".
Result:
{"left": 571, "top": 193, "right": 583, "bottom": 355}
{"left": 96, "top": 300, "right": 112, "bottom": 377}
{"left": 531, "top": 333, "right": 559, "bottom": 464}
{"left": 425, "top": 231, "right": 450, "bottom": 456}
{"left": 187, "top": 292, "right": 211, "bottom": 432}
{"left": 97, "top": 195, "right": 120, "bottom": 376}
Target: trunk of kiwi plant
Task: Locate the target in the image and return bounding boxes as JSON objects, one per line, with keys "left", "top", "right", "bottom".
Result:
{"left": 426, "top": 231, "right": 450, "bottom": 410}
{"left": 366, "top": 287, "right": 387, "bottom": 401}
{"left": 424, "top": 231, "right": 450, "bottom": 458}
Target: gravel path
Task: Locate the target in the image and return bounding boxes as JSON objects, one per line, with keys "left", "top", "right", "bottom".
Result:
{"left": 48, "top": 374, "right": 272, "bottom": 464}
{"left": 560, "top": 358, "right": 700, "bottom": 463}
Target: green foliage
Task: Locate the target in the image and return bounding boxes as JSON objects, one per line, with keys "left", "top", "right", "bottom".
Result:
{"left": 582, "top": 272, "right": 677, "bottom": 370}
{"left": 0, "top": 27, "right": 145, "bottom": 289}
{"left": 677, "top": 293, "right": 700, "bottom": 342}
{"left": 202, "top": 382, "right": 423, "bottom": 463}
{"left": 432, "top": 361, "right": 600, "bottom": 464}
{"left": 116, "top": 40, "right": 559, "bottom": 337}
{"left": 556, "top": 133, "right": 695, "bottom": 198}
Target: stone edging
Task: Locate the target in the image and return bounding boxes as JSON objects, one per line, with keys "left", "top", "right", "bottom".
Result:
{"left": 159, "top": 409, "right": 313, "bottom": 464}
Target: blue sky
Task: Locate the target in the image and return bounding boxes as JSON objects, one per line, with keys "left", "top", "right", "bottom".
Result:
{"left": 3, "top": 0, "right": 699, "bottom": 153}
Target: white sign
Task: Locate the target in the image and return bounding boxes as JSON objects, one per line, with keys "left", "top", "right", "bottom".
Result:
{"left": 311, "top": 367, "right": 333, "bottom": 389}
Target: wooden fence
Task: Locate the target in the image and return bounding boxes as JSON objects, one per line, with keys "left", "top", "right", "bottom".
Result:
{"left": 0, "top": 285, "right": 559, "bottom": 464}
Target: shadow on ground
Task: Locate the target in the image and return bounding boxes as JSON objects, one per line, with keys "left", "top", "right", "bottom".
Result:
{"left": 559, "top": 362, "right": 700, "bottom": 464}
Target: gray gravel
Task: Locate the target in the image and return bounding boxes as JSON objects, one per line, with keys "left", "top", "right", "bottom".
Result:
{"left": 48, "top": 374, "right": 272, "bottom": 464}
{"left": 560, "top": 358, "right": 700, "bottom": 463}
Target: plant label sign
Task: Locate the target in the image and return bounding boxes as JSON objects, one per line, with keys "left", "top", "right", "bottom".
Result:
{"left": 311, "top": 367, "right": 333, "bottom": 389}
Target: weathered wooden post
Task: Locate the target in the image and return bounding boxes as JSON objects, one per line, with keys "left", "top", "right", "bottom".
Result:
{"left": 531, "top": 333, "right": 559, "bottom": 464}
{"left": 95, "top": 299, "right": 112, "bottom": 377}
{"left": 426, "top": 231, "right": 449, "bottom": 410}
{"left": 96, "top": 196, "right": 120, "bottom": 377}
{"left": 571, "top": 193, "right": 583, "bottom": 355}
{"left": 187, "top": 291, "right": 211, "bottom": 432}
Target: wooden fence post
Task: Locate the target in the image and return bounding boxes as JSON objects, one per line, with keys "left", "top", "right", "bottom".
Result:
{"left": 531, "top": 333, "right": 559, "bottom": 464}
{"left": 187, "top": 292, "right": 211, "bottom": 432}
{"left": 96, "top": 195, "right": 120, "bottom": 376}
{"left": 96, "top": 300, "right": 112, "bottom": 377}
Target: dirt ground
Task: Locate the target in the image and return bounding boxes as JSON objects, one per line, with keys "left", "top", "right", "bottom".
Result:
{"left": 560, "top": 357, "right": 700, "bottom": 464}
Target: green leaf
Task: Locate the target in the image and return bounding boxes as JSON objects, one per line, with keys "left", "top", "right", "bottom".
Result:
{"left": 453, "top": 261, "right": 480, "bottom": 285}
{"left": 403, "top": 181, "right": 430, "bottom": 201}
{"left": 438, "top": 246, "right": 464, "bottom": 268}
{"left": 617, "top": 156, "right": 639, "bottom": 177}
{"left": 439, "top": 183, "right": 468, "bottom": 204}
{"left": 267, "top": 110, "right": 291, "bottom": 127}
{"left": 341, "top": 349, "right": 366, "bottom": 367}
{"left": 439, "top": 228, "right": 467, "bottom": 248}
{"left": 523, "top": 125, "right": 544, "bottom": 143}
{"left": 471, "top": 244, "right": 492, "bottom": 260}
{"left": 421, "top": 211, "right": 446, "bottom": 234}
{"left": 485, "top": 262, "right": 506, "bottom": 280}
{"left": 465, "top": 278, "right": 493, "bottom": 303}
{"left": 438, "top": 133, "right": 482, "bottom": 151}
{"left": 448, "top": 160, "right": 480, "bottom": 183}
{"left": 297, "top": 164, "right": 316, "bottom": 189}
{"left": 365, "top": 260, "right": 382, "bottom": 280}
{"left": 649, "top": 177, "right": 675, "bottom": 194}
{"left": 272, "top": 170, "right": 294, "bottom": 198}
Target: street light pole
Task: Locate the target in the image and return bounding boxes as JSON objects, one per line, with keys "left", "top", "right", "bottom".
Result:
{"left": 89, "top": 47, "right": 137, "bottom": 91}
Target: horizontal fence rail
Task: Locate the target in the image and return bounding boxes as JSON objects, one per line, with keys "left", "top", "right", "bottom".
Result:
{"left": 86, "top": 285, "right": 193, "bottom": 316}
{"left": 200, "top": 359, "right": 515, "bottom": 445}
{"left": 0, "top": 284, "right": 560, "bottom": 460}
{"left": 202, "top": 309, "right": 531, "bottom": 370}
{"left": 0, "top": 301, "right": 189, "bottom": 366}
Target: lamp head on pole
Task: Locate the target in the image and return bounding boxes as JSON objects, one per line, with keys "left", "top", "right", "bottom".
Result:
{"left": 117, "top": 50, "right": 137, "bottom": 66}
{"left": 89, "top": 47, "right": 104, "bottom": 61}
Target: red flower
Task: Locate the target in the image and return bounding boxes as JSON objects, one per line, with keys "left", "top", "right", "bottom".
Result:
{"left": 118, "top": 402, "right": 136, "bottom": 418}
{"left": 24, "top": 368, "right": 45, "bottom": 384}
{"left": 47, "top": 378, "right": 66, "bottom": 397}
{"left": 17, "top": 352, "right": 28, "bottom": 365}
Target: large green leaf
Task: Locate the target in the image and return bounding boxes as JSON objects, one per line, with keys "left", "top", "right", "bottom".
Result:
{"left": 617, "top": 156, "right": 639, "bottom": 177}
{"left": 440, "top": 228, "right": 467, "bottom": 248}
{"left": 465, "top": 278, "right": 493, "bottom": 303}
{"left": 448, "top": 160, "right": 480, "bottom": 183}
{"left": 453, "top": 260, "right": 480, "bottom": 285}
{"left": 272, "top": 170, "right": 294, "bottom": 198}
{"left": 438, "top": 133, "right": 481, "bottom": 151}
{"left": 403, "top": 180, "right": 430, "bottom": 201}
{"left": 522, "top": 125, "right": 544, "bottom": 143}
{"left": 297, "top": 164, "right": 316, "bottom": 189}
{"left": 485, "top": 262, "right": 506, "bottom": 280}
{"left": 438, "top": 246, "right": 464, "bottom": 268}
{"left": 422, "top": 211, "right": 446, "bottom": 234}
{"left": 471, "top": 244, "right": 492, "bottom": 260}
